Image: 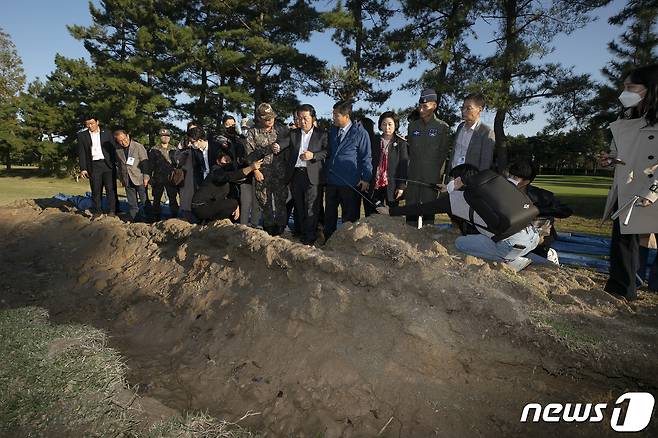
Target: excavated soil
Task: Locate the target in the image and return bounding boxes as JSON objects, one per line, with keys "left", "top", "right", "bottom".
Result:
{"left": 0, "top": 198, "right": 657, "bottom": 437}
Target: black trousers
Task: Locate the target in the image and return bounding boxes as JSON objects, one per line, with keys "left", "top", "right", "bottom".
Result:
{"left": 364, "top": 187, "right": 398, "bottom": 217}
{"left": 193, "top": 198, "right": 238, "bottom": 221}
{"left": 324, "top": 184, "right": 361, "bottom": 240}
{"left": 90, "top": 160, "right": 116, "bottom": 213}
{"left": 152, "top": 182, "right": 179, "bottom": 218}
{"left": 291, "top": 168, "right": 321, "bottom": 243}
{"left": 605, "top": 203, "right": 640, "bottom": 298}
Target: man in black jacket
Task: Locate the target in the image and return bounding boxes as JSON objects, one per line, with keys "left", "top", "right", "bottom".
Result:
{"left": 192, "top": 153, "right": 263, "bottom": 222}
{"left": 508, "top": 160, "right": 572, "bottom": 262}
{"left": 282, "top": 104, "right": 328, "bottom": 245}
{"left": 77, "top": 116, "right": 117, "bottom": 215}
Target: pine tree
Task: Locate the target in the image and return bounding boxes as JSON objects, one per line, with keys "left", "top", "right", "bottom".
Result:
{"left": 0, "top": 28, "right": 26, "bottom": 169}
{"left": 476, "top": 0, "right": 609, "bottom": 171}
{"left": 322, "top": 0, "right": 403, "bottom": 106}
{"left": 390, "top": 0, "right": 486, "bottom": 125}
{"left": 68, "top": 0, "right": 176, "bottom": 145}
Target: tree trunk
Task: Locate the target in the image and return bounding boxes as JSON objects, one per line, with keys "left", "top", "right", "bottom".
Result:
{"left": 493, "top": 0, "right": 518, "bottom": 174}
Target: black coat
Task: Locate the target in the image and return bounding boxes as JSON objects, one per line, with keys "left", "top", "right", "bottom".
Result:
{"left": 369, "top": 134, "right": 409, "bottom": 202}
{"left": 77, "top": 129, "right": 116, "bottom": 173}
{"left": 526, "top": 185, "right": 572, "bottom": 219}
{"left": 192, "top": 165, "right": 246, "bottom": 206}
{"left": 284, "top": 127, "right": 328, "bottom": 185}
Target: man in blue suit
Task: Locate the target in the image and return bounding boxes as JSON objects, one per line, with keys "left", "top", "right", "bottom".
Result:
{"left": 324, "top": 100, "right": 373, "bottom": 241}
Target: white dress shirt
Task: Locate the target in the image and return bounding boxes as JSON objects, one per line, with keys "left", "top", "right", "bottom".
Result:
{"left": 201, "top": 147, "right": 210, "bottom": 179}
{"left": 90, "top": 130, "right": 104, "bottom": 161}
{"left": 295, "top": 128, "right": 314, "bottom": 168}
{"left": 339, "top": 121, "right": 352, "bottom": 143}
{"left": 452, "top": 119, "right": 480, "bottom": 168}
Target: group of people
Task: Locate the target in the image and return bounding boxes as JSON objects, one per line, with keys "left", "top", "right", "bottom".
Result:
{"left": 77, "top": 65, "right": 658, "bottom": 300}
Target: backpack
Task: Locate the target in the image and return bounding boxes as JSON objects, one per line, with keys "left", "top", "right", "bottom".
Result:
{"left": 463, "top": 170, "right": 539, "bottom": 242}
{"left": 168, "top": 149, "right": 188, "bottom": 187}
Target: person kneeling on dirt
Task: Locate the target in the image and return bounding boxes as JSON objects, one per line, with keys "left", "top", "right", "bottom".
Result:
{"left": 507, "top": 160, "right": 572, "bottom": 265}
{"left": 377, "top": 172, "right": 540, "bottom": 272}
{"left": 191, "top": 153, "right": 263, "bottom": 222}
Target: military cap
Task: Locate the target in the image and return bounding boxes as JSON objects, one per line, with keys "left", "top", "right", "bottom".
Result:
{"left": 256, "top": 103, "right": 277, "bottom": 120}
{"left": 419, "top": 88, "right": 438, "bottom": 104}
{"left": 159, "top": 128, "right": 171, "bottom": 136}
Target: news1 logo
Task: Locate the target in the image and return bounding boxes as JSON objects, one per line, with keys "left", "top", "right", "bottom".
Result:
{"left": 520, "top": 392, "right": 655, "bottom": 432}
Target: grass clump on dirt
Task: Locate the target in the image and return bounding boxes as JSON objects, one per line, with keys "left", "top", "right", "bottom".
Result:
{"left": 531, "top": 313, "right": 605, "bottom": 359}
{"left": 0, "top": 306, "right": 258, "bottom": 438}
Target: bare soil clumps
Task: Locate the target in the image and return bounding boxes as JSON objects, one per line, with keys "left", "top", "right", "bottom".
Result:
{"left": 1, "top": 199, "right": 656, "bottom": 437}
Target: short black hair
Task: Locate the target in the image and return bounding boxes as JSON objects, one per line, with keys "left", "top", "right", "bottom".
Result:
{"left": 296, "top": 103, "right": 317, "bottom": 119}
{"left": 464, "top": 93, "right": 485, "bottom": 109}
{"left": 378, "top": 111, "right": 400, "bottom": 132}
{"left": 113, "top": 129, "right": 128, "bottom": 137}
{"left": 509, "top": 160, "right": 538, "bottom": 182}
{"left": 187, "top": 126, "right": 206, "bottom": 141}
{"left": 82, "top": 115, "right": 99, "bottom": 123}
{"left": 222, "top": 115, "right": 236, "bottom": 123}
{"left": 333, "top": 100, "right": 352, "bottom": 116}
{"left": 449, "top": 163, "right": 479, "bottom": 180}
{"left": 186, "top": 121, "right": 199, "bottom": 130}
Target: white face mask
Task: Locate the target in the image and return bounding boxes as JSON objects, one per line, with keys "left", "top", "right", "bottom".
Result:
{"left": 619, "top": 90, "right": 644, "bottom": 108}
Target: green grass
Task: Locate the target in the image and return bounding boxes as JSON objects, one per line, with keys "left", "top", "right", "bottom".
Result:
{"left": 0, "top": 306, "right": 258, "bottom": 437}
{"left": 0, "top": 167, "right": 89, "bottom": 206}
{"left": 533, "top": 174, "right": 613, "bottom": 236}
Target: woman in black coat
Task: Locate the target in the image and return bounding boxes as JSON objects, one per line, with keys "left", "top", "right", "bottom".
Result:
{"left": 364, "top": 111, "right": 409, "bottom": 216}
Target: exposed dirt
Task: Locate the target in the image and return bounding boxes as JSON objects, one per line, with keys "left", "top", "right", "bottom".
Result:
{"left": 1, "top": 198, "right": 657, "bottom": 437}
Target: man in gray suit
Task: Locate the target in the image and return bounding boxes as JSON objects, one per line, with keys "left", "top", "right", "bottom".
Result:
{"left": 114, "top": 129, "right": 151, "bottom": 221}
{"left": 447, "top": 93, "right": 496, "bottom": 177}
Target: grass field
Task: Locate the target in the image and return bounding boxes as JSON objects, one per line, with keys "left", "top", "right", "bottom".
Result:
{"left": 0, "top": 167, "right": 614, "bottom": 236}
{"left": 533, "top": 174, "right": 612, "bottom": 236}
{"left": 0, "top": 167, "right": 89, "bottom": 205}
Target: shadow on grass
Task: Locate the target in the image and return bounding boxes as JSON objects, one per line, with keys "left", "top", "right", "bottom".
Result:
{"left": 0, "top": 167, "right": 63, "bottom": 179}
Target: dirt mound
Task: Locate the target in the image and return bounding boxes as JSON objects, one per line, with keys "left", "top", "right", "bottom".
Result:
{"left": 1, "top": 199, "right": 657, "bottom": 437}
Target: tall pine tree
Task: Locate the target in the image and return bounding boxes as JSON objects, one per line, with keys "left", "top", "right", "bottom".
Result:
{"left": 0, "top": 28, "right": 26, "bottom": 169}
{"left": 476, "top": 0, "right": 609, "bottom": 171}
{"left": 390, "top": 0, "right": 486, "bottom": 125}
{"left": 322, "top": 0, "right": 403, "bottom": 106}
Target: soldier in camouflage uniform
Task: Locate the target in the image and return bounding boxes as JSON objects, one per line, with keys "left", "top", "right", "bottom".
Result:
{"left": 148, "top": 128, "right": 179, "bottom": 219}
{"left": 243, "top": 103, "right": 290, "bottom": 236}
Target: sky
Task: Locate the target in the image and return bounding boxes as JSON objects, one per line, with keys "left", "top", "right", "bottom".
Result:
{"left": 2, "top": 0, "right": 627, "bottom": 135}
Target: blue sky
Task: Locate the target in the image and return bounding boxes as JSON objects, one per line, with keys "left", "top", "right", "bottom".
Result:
{"left": 3, "top": 0, "right": 626, "bottom": 135}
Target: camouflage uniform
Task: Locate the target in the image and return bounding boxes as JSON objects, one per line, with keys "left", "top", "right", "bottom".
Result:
{"left": 244, "top": 125, "right": 290, "bottom": 228}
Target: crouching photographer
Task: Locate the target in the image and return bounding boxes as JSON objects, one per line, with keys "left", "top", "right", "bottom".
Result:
{"left": 378, "top": 169, "right": 540, "bottom": 272}
{"left": 191, "top": 152, "right": 263, "bottom": 222}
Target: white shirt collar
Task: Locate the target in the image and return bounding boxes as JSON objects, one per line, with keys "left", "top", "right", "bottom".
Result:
{"left": 463, "top": 119, "right": 480, "bottom": 132}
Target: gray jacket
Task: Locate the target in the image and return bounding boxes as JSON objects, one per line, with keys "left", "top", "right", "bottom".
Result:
{"left": 447, "top": 121, "right": 495, "bottom": 176}
{"left": 115, "top": 140, "right": 150, "bottom": 187}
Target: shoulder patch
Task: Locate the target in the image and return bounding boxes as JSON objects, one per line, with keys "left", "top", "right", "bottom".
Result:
{"left": 428, "top": 128, "right": 438, "bottom": 137}
{"left": 412, "top": 130, "right": 422, "bottom": 137}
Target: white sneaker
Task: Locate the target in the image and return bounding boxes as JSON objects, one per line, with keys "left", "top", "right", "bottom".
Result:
{"left": 546, "top": 248, "right": 560, "bottom": 265}
{"left": 505, "top": 257, "right": 532, "bottom": 272}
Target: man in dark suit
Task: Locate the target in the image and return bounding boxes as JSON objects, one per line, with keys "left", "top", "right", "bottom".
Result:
{"left": 77, "top": 116, "right": 117, "bottom": 215}
{"left": 446, "top": 93, "right": 496, "bottom": 178}
{"left": 283, "top": 104, "right": 328, "bottom": 245}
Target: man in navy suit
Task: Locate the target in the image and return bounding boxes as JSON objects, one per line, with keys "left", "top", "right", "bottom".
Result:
{"left": 324, "top": 100, "right": 372, "bottom": 241}
{"left": 77, "top": 116, "right": 117, "bottom": 215}
{"left": 284, "top": 104, "right": 328, "bottom": 245}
